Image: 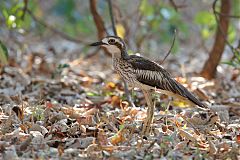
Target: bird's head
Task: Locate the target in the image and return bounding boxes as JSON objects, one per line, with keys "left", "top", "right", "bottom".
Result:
{"left": 90, "top": 36, "right": 126, "bottom": 56}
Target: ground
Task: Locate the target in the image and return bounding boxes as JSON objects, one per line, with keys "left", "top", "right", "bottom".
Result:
{"left": 0, "top": 34, "right": 240, "bottom": 159}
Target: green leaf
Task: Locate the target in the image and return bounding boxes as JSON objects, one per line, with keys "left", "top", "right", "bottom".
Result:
{"left": 222, "top": 61, "right": 234, "bottom": 66}
{"left": 119, "top": 124, "right": 124, "bottom": 131}
{"left": 139, "top": 0, "right": 154, "bottom": 16}
{"left": 0, "top": 40, "right": 9, "bottom": 65}
{"left": 201, "top": 28, "right": 211, "bottom": 39}
{"left": 194, "top": 11, "right": 215, "bottom": 26}
{"left": 228, "top": 25, "right": 236, "bottom": 43}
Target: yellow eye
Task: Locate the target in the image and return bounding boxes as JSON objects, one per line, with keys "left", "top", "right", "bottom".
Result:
{"left": 108, "top": 39, "right": 115, "bottom": 44}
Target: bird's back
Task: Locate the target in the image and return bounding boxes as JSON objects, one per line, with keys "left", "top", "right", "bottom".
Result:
{"left": 125, "top": 55, "right": 207, "bottom": 108}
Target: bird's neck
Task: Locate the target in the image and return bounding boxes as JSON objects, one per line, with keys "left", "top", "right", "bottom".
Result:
{"left": 121, "top": 48, "right": 129, "bottom": 59}
{"left": 111, "top": 48, "right": 129, "bottom": 60}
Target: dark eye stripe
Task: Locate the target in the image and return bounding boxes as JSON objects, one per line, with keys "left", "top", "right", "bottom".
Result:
{"left": 108, "top": 39, "right": 115, "bottom": 44}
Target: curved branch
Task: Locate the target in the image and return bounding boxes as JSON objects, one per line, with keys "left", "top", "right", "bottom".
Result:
{"left": 26, "top": 9, "right": 89, "bottom": 44}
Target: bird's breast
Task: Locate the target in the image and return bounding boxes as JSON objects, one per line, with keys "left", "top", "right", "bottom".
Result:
{"left": 112, "top": 58, "right": 136, "bottom": 84}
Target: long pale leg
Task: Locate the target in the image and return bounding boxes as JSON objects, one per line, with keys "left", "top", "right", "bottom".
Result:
{"left": 141, "top": 90, "right": 155, "bottom": 136}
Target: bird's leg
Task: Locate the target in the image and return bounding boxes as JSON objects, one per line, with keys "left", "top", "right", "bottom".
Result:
{"left": 123, "top": 80, "right": 136, "bottom": 107}
{"left": 142, "top": 90, "right": 155, "bottom": 136}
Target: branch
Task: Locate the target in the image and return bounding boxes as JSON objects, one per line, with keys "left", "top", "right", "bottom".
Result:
{"left": 214, "top": 11, "right": 240, "bottom": 19}
{"left": 107, "top": 0, "right": 117, "bottom": 36}
{"left": 26, "top": 9, "right": 89, "bottom": 44}
{"left": 21, "top": 0, "right": 28, "bottom": 20}
{"left": 212, "top": 0, "right": 236, "bottom": 52}
{"left": 89, "top": 0, "right": 107, "bottom": 39}
{"left": 201, "top": 0, "right": 231, "bottom": 79}
{"left": 168, "top": 0, "right": 187, "bottom": 12}
{"left": 160, "top": 29, "right": 177, "bottom": 65}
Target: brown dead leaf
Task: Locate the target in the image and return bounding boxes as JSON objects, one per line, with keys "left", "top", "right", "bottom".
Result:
{"left": 218, "top": 142, "right": 231, "bottom": 152}
{"left": 178, "top": 129, "right": 198, "bottom": 142}
{"left": 18, "top": 135, "right": 33, "bottom": 151}
{"left": 236, "top": 135, "right": 240, "bottom": 144}
{"left": 111, "top": 95, "right": 120, "bottom": 107}
{"left": 110, "top": 130, "right": 125, "bottom": 145}
{"left": 45, "top": 100, "right": 53, "bottom": 109}
{"left": 120, "top": 100, "right": 129, "bottom": 110}
{"left": 186, "top": 111, "right": 219, "bottom": 126}
{"left": 83, "top": 108, "right": 98, "bottom": 116}
{"left": 12, "top": 106, "right": 23, "bottom": 121}
{"left": 97, "top": 129, "right": 108, "bottom": 145}
{"left": 129, "top": 108, "right": 138, "bottom": 116}
{"left": 77, "top": 115, "right": 95, "bottom": 125}
{"left": 174, "top": 141, "right": 187, "bottom": 150}
{"left": 162, "top": 125, "right": 168, "bottom": 132}
{"left": 208, "top": 139, "right": 217, "bottom": 155}
{"left": 105, "top": 82, "right": 116, "bottom": 90}
{"left": 81, "top": 76, "right": 93, "bottom": 87}
{"left": 58, "top": 143, "right": 64, "bottom": 157}
{"left": 19, "top": 124, "right": 29, "bottom": 133}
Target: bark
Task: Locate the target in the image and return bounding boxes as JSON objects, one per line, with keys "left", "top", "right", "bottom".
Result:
{"left": 89, "top": 0, "right": 106, "bottom": 39}
{"left": 200, "top": 0, "right": 231, "bottom": 79}
{"left": 89, "top": 0, "right": 111, "bottom": 56}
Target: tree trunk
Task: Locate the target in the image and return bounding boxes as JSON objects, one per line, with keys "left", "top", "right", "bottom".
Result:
{"left": 200, "top": 0, "right": 231, "bottom": 79}
{"left": 89, "top": 0, "right": 111, "bottom": 56}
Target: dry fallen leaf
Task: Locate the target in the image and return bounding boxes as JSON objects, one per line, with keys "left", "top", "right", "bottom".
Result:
{"left": 105, "top": 82, "right": 116, "bottom": 90}
{"left": 77, "top": 115, "right": 95, "bottom": 125}
{"left": 178, "top": 129, "right": 198, "bottom": 142}
{"left": 110, "top": 130, "right": 126, "bottom": 145}
{"left": 97, "top": 129, "right": 108, "bottom": 145}
{"left": 208, "top": 139, "right": 217, "bottom": 155}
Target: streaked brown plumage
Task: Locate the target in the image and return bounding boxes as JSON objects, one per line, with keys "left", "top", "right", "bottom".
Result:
{"left": 91, "top": 36, "right": 207, "bottom": 109}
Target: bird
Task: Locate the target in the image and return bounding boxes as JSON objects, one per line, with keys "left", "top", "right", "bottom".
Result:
{"left": 90, "top": 35, "right": 208, "bottom": 135}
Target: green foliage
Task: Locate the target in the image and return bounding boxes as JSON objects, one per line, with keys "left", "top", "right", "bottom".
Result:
{"left": 0, "top": 40, "right": 9, "bottom": 65}
{"left": 138, "top": 1, "right": 188, "bottom": 54}
{"left": 228, "top": 25, "right": 237, "bottom": 44}
{"left": 51, "top": 0, "right": 94, "bottom": 36}
{"left": 233, "top": 0, "right": 240, "bottom": 16}
{"left": 194, "top": 11, "right": 216, "bottom": 39}
{"left": 140, "top": 0, "right": 154, "bottom": 16}
{"left": 0, "top": 0, "right": 38, "bottom": 30}
{"left": 32, "top": 105, "right": 45, "bottom": 121}
{"left": 1, "top": 1, "right": 24, "bottom": 29}
{"left": 222, "top": 49, "right": 240, "bottom": 68}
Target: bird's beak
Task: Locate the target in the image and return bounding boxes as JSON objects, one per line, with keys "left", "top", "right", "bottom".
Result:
{"left": 90, "top": 41, "right": 106, "bottom": 46}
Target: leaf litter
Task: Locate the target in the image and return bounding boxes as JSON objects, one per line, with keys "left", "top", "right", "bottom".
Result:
{"left": 0, "top": 37, "right": 239, "bottom": 159}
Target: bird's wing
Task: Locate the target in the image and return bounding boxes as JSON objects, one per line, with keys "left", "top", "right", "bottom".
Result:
{"left": 127, "top": 55, "right": 207, "bottom": 108}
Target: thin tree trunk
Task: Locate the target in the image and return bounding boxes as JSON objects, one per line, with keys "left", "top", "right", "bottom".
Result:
{"left": 200, "top": 0, "right": 231, "bottom": 79}
{"left": 89, "top": 0, "right": 111, "bottom": 56}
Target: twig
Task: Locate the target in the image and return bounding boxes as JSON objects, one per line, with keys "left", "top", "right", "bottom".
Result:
{"left": 214, "top": 11, "right": 240, "bottom": 19}
{"left": 160, "top": 29, "right": 177, "bottom": 65}
{"left": 21, "top": 0, "right": 28, "bottom": 20}
{"left": 212, "top": 0, "right": 237, "bottom": 55}
{"left": 168, "top": 0, "right": 187, "bottom": 12}
{"left": 26, "top": 9, "right": 89, "bottom": 44}
{"left": 107, "top": 0, "right": 117, "bottom": 36}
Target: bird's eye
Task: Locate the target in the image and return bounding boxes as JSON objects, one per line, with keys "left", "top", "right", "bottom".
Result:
{"left": 108, "top": 39, "right": 115, "bottom": 44}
